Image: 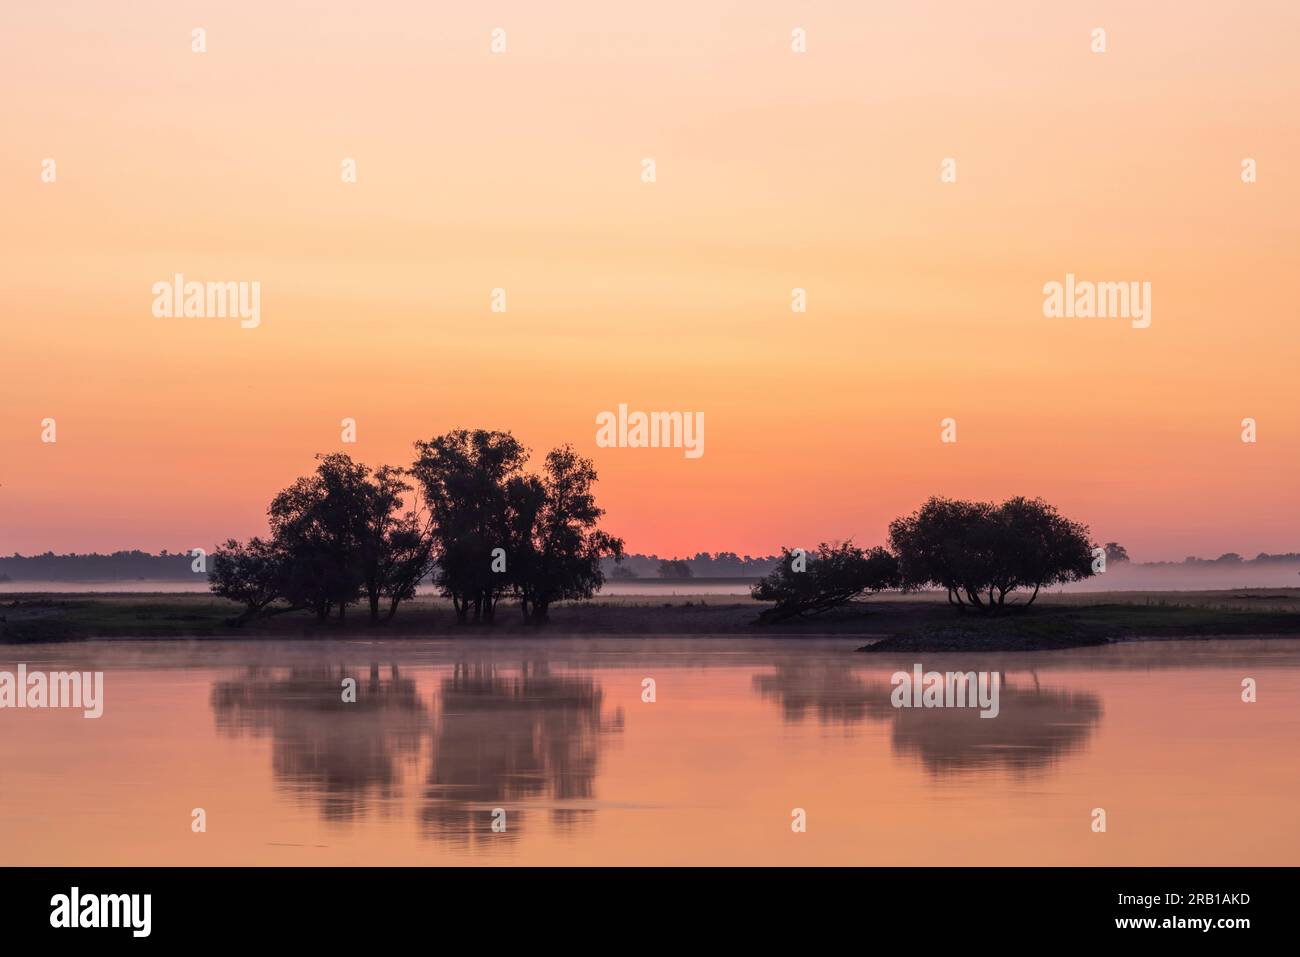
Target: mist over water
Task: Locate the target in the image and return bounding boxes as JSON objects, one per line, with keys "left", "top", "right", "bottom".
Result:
{"left": 1058, "top": 562, "right": 1300, "bottom": 593}
{"left": 5, "top": 562, "right": 1299, "bottom": 596}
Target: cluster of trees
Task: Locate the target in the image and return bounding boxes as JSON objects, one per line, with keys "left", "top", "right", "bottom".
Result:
{"left": 210, "top": 454, "right": 430, "bottom": 623}
{"left": 655, "top": 559, "right": 693, "bottom": 579}
{"left": 210, "top": 430, "right": 623, "bottom": 625}
{"left": 752, "top": 496, "right": 1095, "bottom": 621}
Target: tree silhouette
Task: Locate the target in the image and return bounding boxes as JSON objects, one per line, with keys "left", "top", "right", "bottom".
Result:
{"left": 357, "top": 465, "right": 433, "bottom": 621}
{"left": 752, "top": 542, "right": 898, "bottom": 623}
{"left": 889, "top": 496, "right": 1094, "bottom": 610}
{"left": 506, "top": 445, "right": 624, "bottom": 623}
{"left": 211, "top": 453, "right": 432, "bottom": 623}
{"left": 209, "top": 536, "right": 285, "bottom": 622}
{"left": 411, "top": 430, "right": 528, "bottom": 623}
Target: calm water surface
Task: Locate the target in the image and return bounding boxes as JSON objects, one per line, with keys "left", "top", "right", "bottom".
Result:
{"left": 2, "top": 637, "right": 1298, "bottom": 865}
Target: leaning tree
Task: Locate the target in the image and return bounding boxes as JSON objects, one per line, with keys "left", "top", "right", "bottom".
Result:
{"left": 752, "top": 541, "right": 899, "bottom": 623}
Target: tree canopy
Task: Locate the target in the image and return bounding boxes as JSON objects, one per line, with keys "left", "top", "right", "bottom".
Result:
{"left": 888, "top": 496, "right": 1095, "bottom": 609}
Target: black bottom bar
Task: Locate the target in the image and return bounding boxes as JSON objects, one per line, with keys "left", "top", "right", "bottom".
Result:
{"left": 0, "top": 866, "right": 1285, "bottom": 943}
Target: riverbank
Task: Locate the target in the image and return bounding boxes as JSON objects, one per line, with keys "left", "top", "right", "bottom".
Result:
{"left": 4, "top": 588, "right": 1300, "bottom": 649}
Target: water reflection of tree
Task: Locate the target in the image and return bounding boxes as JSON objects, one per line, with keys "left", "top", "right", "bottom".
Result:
{"left": 753, "top": 665, "right": 1101, "bottom": 775}
{"left": 420, "top": 661, "right": 623, "bottom": 846}
{"left": 210, "top": 664, "right": 427, "bottom": 821}
{"left": 209, "top": 660, "right": 623, "bottom": 844}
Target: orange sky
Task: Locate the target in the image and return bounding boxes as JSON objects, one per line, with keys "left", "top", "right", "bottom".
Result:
{"left": 2, "top": 1, "right": 1298, "bottom": 560}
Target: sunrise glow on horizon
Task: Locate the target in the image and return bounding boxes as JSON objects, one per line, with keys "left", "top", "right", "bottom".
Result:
{"left": 3, "top": 1, "right": 1298, "bottom": 560}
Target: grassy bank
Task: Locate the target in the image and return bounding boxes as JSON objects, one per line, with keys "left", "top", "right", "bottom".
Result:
{"left": 4, "top": 588, "right": 1300, "bottom": 649}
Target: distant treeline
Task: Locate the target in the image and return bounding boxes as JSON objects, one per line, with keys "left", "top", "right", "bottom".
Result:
{"left": 0, "top": 549, "right": 782, "bottom": 582}
{"left": 0, "top": 550, "right": 202, "bottom": 581}
{"left": 601, "top": 553, "right": 781, "bottom": 579}
{"left": 1157, "top": 553, "right": 1300, "bottom": 566}
{"left": 5, "top": 549, "right": 1300, "bottom": 583}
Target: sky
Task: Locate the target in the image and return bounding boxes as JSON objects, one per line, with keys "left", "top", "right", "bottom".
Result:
{"left": 2, "top": 1, "right": 1298, "bottom": 561}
